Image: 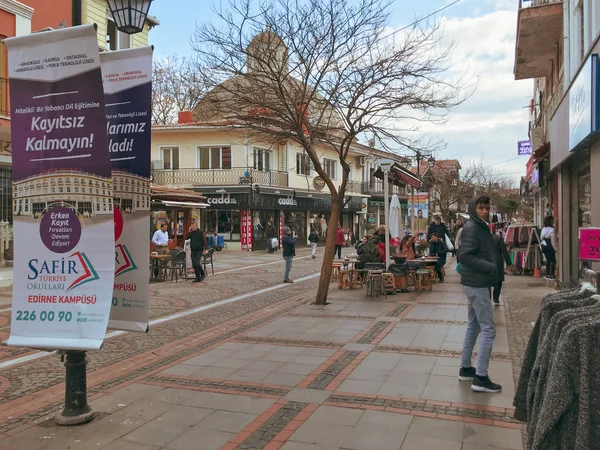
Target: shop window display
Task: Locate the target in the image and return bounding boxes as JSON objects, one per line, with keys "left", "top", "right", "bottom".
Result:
{"left": 284, "top": 211, "right": 307, "bottom": 240}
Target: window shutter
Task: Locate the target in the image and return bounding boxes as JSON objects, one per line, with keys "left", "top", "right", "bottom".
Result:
{"left": 222, "top": 147, "right": 232, "bottom": 169}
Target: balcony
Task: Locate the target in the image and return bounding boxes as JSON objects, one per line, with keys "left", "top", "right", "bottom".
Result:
{"left": 514, "top": 0, "right": 563, "bottom": 80}
{"left": 151, "top": 167, "right": 289, "bottom": 189}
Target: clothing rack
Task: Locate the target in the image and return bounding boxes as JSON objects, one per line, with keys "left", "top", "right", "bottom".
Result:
{"left": 505, "top": 224, "right": 543, "bottom": 275}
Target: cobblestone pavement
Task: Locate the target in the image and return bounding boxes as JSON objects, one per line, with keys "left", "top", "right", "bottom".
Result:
{"left": 0, "top": 254, "right": 551, "bottom": 449}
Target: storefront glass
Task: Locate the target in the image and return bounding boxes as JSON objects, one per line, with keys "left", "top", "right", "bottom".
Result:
{"left": 309, "top": 213, "right": 329, "bottom": 239}
{"left": 567, "top": 150, "right": 591, "bottom": 284}
{"left": 252, "top": 210, "right": 278, "bottom": 250}
{"left": 205, "top": 210, "right": 241, "bottom": 241}
{"left": 284, "top": 211, "right": 307, "bottom": 240}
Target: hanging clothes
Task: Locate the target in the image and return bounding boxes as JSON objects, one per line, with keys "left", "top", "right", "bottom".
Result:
{"left": 513, "top": 286, "right": 600, "bottom": 450}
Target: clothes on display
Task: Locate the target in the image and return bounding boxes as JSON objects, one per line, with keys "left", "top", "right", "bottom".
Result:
{"left": 513, "top": 286, "right": 600, "bottom": 450}
{"left": 505, "top": 224, "right": 542, "bottom": 274}
{"left": 510, "top": 248, "right": 542, "bottom": 272}
{"left": 505, "top": 224, "right": 540, "bottom": 247}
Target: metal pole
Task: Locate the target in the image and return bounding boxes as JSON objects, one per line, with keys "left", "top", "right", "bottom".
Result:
{"left": 383, "top": 169, "right": 390, "bottom": 268}
{"left": 55, "top": 350, "right": 95, "bottom": 425}
{"left": 411, "top": 186, "right": 416, "bottom": 235}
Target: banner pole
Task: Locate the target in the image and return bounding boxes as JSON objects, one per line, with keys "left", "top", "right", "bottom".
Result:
{"left": 55, "top": 350, "right": 95, "bottom": 425}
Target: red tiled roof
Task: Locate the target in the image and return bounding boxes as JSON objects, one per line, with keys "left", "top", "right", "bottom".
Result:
{"left": 151, "top": 184, "right": 207, "bottom": 202}
{"left": 411, "top": 159, "right": 461, "bottom": 176}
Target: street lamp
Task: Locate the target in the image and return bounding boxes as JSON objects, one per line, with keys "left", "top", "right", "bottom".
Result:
{"left": 378, "top": 158, "right": 394, "bottom": 268}
{"left": 107, "top": 0, "right": 153, "bottom": 34}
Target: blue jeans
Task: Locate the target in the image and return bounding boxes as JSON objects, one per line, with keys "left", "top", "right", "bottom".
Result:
{"left": 461, "top": 286, "right": 496, "bottom": 376}
{"left": 284, "top": 256, "right": 293, "bottom": 280}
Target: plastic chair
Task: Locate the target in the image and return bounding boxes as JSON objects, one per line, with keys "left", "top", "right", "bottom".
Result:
{"left": 202, "top": 248, "right": 215, "bottom": 276}
{"left": 164, "top": 251, "right": 186, "bottom": 282}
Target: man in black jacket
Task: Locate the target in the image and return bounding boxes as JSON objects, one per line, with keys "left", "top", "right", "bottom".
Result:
{"left": 282, "top": 226, "right": 296, "bottom": 283}
{"left": 427, "top": 216, "right": 449, "bottom": 241}
{"left": 428, "top": 233, "right": 447, "bottom": 282}
{"left": 266, "top": 218, "right": 277, "bottom": 253}
{"left": 187, "top": 223, "right": 208, "bottom": 283}
{"left": 457, "top": 196, "right": 501, "bottom": 393}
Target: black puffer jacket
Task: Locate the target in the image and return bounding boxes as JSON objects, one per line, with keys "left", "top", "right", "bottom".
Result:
{"left": 457, "top": 197, "right": 497, "bottom": 287}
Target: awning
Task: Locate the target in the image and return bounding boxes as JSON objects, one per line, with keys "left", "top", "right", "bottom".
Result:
{"left": 394, "top": 168, "right": 420, "bottom": 189}
{"left": 259, "top": 186, "right": 294, "bottom": 196}
{"left": 295, "top": 190, "right": 329, "bottom": 199}
{"left": 195, "top": 186, "right": 251, "bottom": 194}
{"left": 157, "top": 200, "right": 210, "bottom": 208}
{"left": 533, "top": 141, "right": 550, "bottom": 164}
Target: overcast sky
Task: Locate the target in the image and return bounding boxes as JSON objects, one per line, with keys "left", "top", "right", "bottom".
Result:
{"left": 148, "top": 0, "right": 532, "bottom": 184}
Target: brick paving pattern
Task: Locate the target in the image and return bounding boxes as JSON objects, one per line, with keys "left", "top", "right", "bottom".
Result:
{"left": 0, "top": 252, "right": 552, "bottom": 450}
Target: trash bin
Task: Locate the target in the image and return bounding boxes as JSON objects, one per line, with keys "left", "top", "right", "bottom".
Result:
{"left": 388, "top": 263, "right": 409, "bottom": 291}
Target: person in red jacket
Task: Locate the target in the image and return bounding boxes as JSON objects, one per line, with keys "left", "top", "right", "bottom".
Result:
{"left": 335, "top": 225, "right": 345, "bottom": 259}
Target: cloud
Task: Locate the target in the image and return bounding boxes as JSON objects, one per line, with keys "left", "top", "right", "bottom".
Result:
{"left": 410, "top": 6, "right": 531, "bottom": 184}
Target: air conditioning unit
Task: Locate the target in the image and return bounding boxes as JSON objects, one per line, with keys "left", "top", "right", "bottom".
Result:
{"left": 357, "top": 156, "right": 366, "bottom": 166}
{"left": 152, "top": 160, "right": 164, "bottom": 170}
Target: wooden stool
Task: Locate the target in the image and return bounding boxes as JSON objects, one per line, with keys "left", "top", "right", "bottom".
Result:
{"left": 426, "top": 266, "right": 436, "bottom": 282}
{"left": 382, "top": 273, "right": 395, "bottom": 294}
{"left": 366, "top": 271, "right": 386, "bottom": 300}
{"left": 339, "top": 269, "right": 350, "bottom": 289}
{"left": 331, "top": 264, "right": 342, "bottom": 283}
{"left": 407, "top": 270, "right": 417, "bottom": 288}
{"left": 356, "top": 269, "right": 369, "bottom": 289}
{"left": 416, "top": 269, "right": 432, "bottom": 292}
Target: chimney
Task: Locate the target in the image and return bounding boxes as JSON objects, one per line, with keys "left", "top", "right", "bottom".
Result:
{"left": 178, "top": 111, "right": 193, "bottom": 124}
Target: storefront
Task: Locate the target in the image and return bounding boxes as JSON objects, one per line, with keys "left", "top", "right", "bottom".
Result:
{"left": 550, "top": 52, "right": 600, "bottom": 284}
{"left": 150, "top": 185, "right": 209, "bottom": 249}
{"left": 197, "top": 186, "right": 362, "bottom": 251}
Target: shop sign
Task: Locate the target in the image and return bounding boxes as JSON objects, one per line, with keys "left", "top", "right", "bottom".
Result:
{"left": 368, "top": 215, "right": 375, "bottom": 224}
{"left": 360, "top": 198, "right": 368, "bottom": 214}
{"left": 569, "top": 54, "right": 599, "bottom": 151}
{"left": 278, "top": 198, "right": 298, "bottom": 206}
{"left": 517, "top": 140, "right": 532, "bottom": 155}
{"left": 579, "top": 227, "right": 600, "bottom": 261}
{"left": 241, "top": 209, "right": 252, "bottom": 250}
{"left": 313, "top": 176, "right": 325, "bottom": 190}
{"left": 207, "top": 196, "right": 238, "bottom": 205}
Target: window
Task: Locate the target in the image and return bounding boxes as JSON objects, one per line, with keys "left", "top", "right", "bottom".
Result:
{"left": 296, "top": 153, "right": 311, "bottom": 176}
{"left": 197, "top": 146, "right": 231, "bottom": 169}
{"left": 161, "top": 147, "right": 180, "bottom": 170}
{"left": 323, "top": 158, "right": 337, "bottom": 180}
{"left": 106, "top": 19, "right": 131, "bottom": 51}
{"left": 253, "top": 148, "right": 271, "bottom": 171}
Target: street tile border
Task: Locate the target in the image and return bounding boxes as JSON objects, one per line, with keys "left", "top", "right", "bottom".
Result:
{"left": 305, "top": 350, "right": 361, "bottom": 390}
{"left": 374, "top": 345, "right": 512, "bottom": 361}
{"left": 144, "top": 374, "right": 291, "bottom": 397}
{"left": 286, "top": 313, "right": 376, "bottom": 320}
{"left": 325, "top": 393, "right": 520, "bottom": 428}
{"left": 232, "top": 336, "right": 342, "bottom": 349}
{"left": 355, "top": 321, "right": 390, "bottom": 344}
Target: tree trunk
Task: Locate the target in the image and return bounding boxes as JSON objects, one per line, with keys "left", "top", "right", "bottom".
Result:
{"left": 314, "top": 196, "right": 342, "bottom": 305}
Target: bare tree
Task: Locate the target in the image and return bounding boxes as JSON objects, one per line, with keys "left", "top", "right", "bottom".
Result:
{"left": 152, "top": 55, "right": 207, "bottom": 124}
{"left": 191, "top": 0, "right": 469, "bottom": 305}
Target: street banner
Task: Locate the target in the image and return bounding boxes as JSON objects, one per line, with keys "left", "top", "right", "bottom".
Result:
{"left": 101, "top": 47, "right": 152, "bottom": 332}
{"left": 6, "top": 25, "right": 115, "bottom": 350}
{"left": 407, "top": 192, "right": 430, "bottom": 218}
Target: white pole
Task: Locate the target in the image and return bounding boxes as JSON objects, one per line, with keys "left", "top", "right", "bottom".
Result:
{"left": 383, "top": 171, "right": 390, "bottom": 268}
{"left": 411, "top": 186, "right": 416, "bottom": 235}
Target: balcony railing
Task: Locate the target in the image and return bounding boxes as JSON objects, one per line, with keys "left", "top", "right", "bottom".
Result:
{"left": 0, "top": 77, "right": 8, "bottom": 117}
{"left": 344, "top": 181, "right": 369, "bottom": 195}
{"left": 151, "top": 167, "right": 289, "bottom": 188}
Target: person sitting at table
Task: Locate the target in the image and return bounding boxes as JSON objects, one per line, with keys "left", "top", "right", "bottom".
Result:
{"left": 429, "top": 233, "right": 448, "bottom": 282}
{"left": 400, "top": 234, "right": 421, "bottom": 272}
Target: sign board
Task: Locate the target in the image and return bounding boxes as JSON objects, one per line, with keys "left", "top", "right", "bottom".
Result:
{"left": 518, "top": 140, "right": 532, "bottom": 155}
{"left": 579, "top": 227, "right": 600, "bottom": 261}
{"left": 569, "top": 54, "right": 599, "bottom": 151}
{"left": 368, "top": 216, "right": 375, "bottom": 224}
{"left": 313, "top": 176, "right": 325, "bottom": 190}
{"left": 6, "top": 25, "right": 115, "bottom": 350}
{"left": 101, "top": 47, "right": 153, "bottom": 333}
{"left": 407, "top": 192, "right": 430, "bottom": 219}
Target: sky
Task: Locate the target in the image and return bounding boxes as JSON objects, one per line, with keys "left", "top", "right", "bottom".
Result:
{"left": 148, "top": 0, "right": 532, "bottom": 185}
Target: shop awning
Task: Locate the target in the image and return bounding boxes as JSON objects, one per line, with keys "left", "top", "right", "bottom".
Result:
{"left": 195, "top": 186, "right": 251, "bottom": 194}
{"left": 533, "top": 141, "right": 550, "bottom": 164}
{"left": 157, "top": 200, "right": 210, "bottom": 208}
{"left": 259, "top": 186, "right": 294, "bottom": 196}
{"left": 394, "top": 167, "right": 420, "bottom": 189}
{"left": 295, "top": 190, "right": 329, "bottom": 199}
{"left": 152, "top": 184, "right": 208, "bottom": 204}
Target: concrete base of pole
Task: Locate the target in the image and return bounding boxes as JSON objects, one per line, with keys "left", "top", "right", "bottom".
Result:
{"left": 54, "top": 350, "right": 95, "bottom": 426}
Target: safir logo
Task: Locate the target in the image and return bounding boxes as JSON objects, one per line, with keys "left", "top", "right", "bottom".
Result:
{"left": 27, "top": 251, "right": 100, "bottom": 292}
{"left": 115, "top": 244, "right": 138, "bottom": 277}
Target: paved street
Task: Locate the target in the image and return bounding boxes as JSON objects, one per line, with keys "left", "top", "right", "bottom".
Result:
{"left": 0, "top": 249, "right": 552, "bottom": 449}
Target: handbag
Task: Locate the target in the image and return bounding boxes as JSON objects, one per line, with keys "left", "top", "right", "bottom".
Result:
{"left": 456, "top": 262, "right": 462, "bottom": 274}
{"left": 271, "top": 237, "right": 279, "bottom": 249}
{"left": 444, "top": 234, "right": 455, "bottom": 251}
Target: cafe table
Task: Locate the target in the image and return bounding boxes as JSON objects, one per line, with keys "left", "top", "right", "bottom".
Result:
{"left": 150, "top": 254, "right": 171, "bottom": 281}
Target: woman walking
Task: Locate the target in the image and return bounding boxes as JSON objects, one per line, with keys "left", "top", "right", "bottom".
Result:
{"left": 308, "top": 227, "right": 319, "bottom": 259}
{"left": 541, "top": 216, "right": 557, "bottom": 279}
{"left": 282, "top": 226, "right": 296, "bottom": 283}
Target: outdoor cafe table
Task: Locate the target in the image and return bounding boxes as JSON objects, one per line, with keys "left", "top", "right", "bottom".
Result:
{"left": 150, "top": 254, "right": 171, "bottom": 281}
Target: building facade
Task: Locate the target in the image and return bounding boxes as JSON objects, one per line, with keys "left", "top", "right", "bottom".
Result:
{"left": 0, "top": 0, "right": 158, "bottom": 225}
{"left": 515, "top": 0, "right": 600, "bottom": 284}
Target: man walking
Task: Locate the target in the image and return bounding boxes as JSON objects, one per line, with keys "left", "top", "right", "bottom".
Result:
{"left": 282, "top": 226, "right": 296, "bottom": 283}
{"left": 187, "top": 223, "right": 208, "bottom": 283}
{"left": 266, "top": 218, "right": 277, "bottom": 253}
{"left": 428, "top": 233, "right": 447, "bottom": 282}
{"left": 458, "top": 196, "right": 502, "bottom": 393}
{"left": 308, "top": 227, "right": 319, "bottom": 259}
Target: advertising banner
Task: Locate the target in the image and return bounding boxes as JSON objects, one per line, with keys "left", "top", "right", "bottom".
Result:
{"left": 407, "top": 192, "right": 430, "bottom": 218}
{"left": 241, "top": 209, "right": 250, "bottom": 250}
{"left": 101, "top": 47, "right": 152, "bottom": 332}
{"left": 6, "top": 25, "right": 115, "bottom": 350}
